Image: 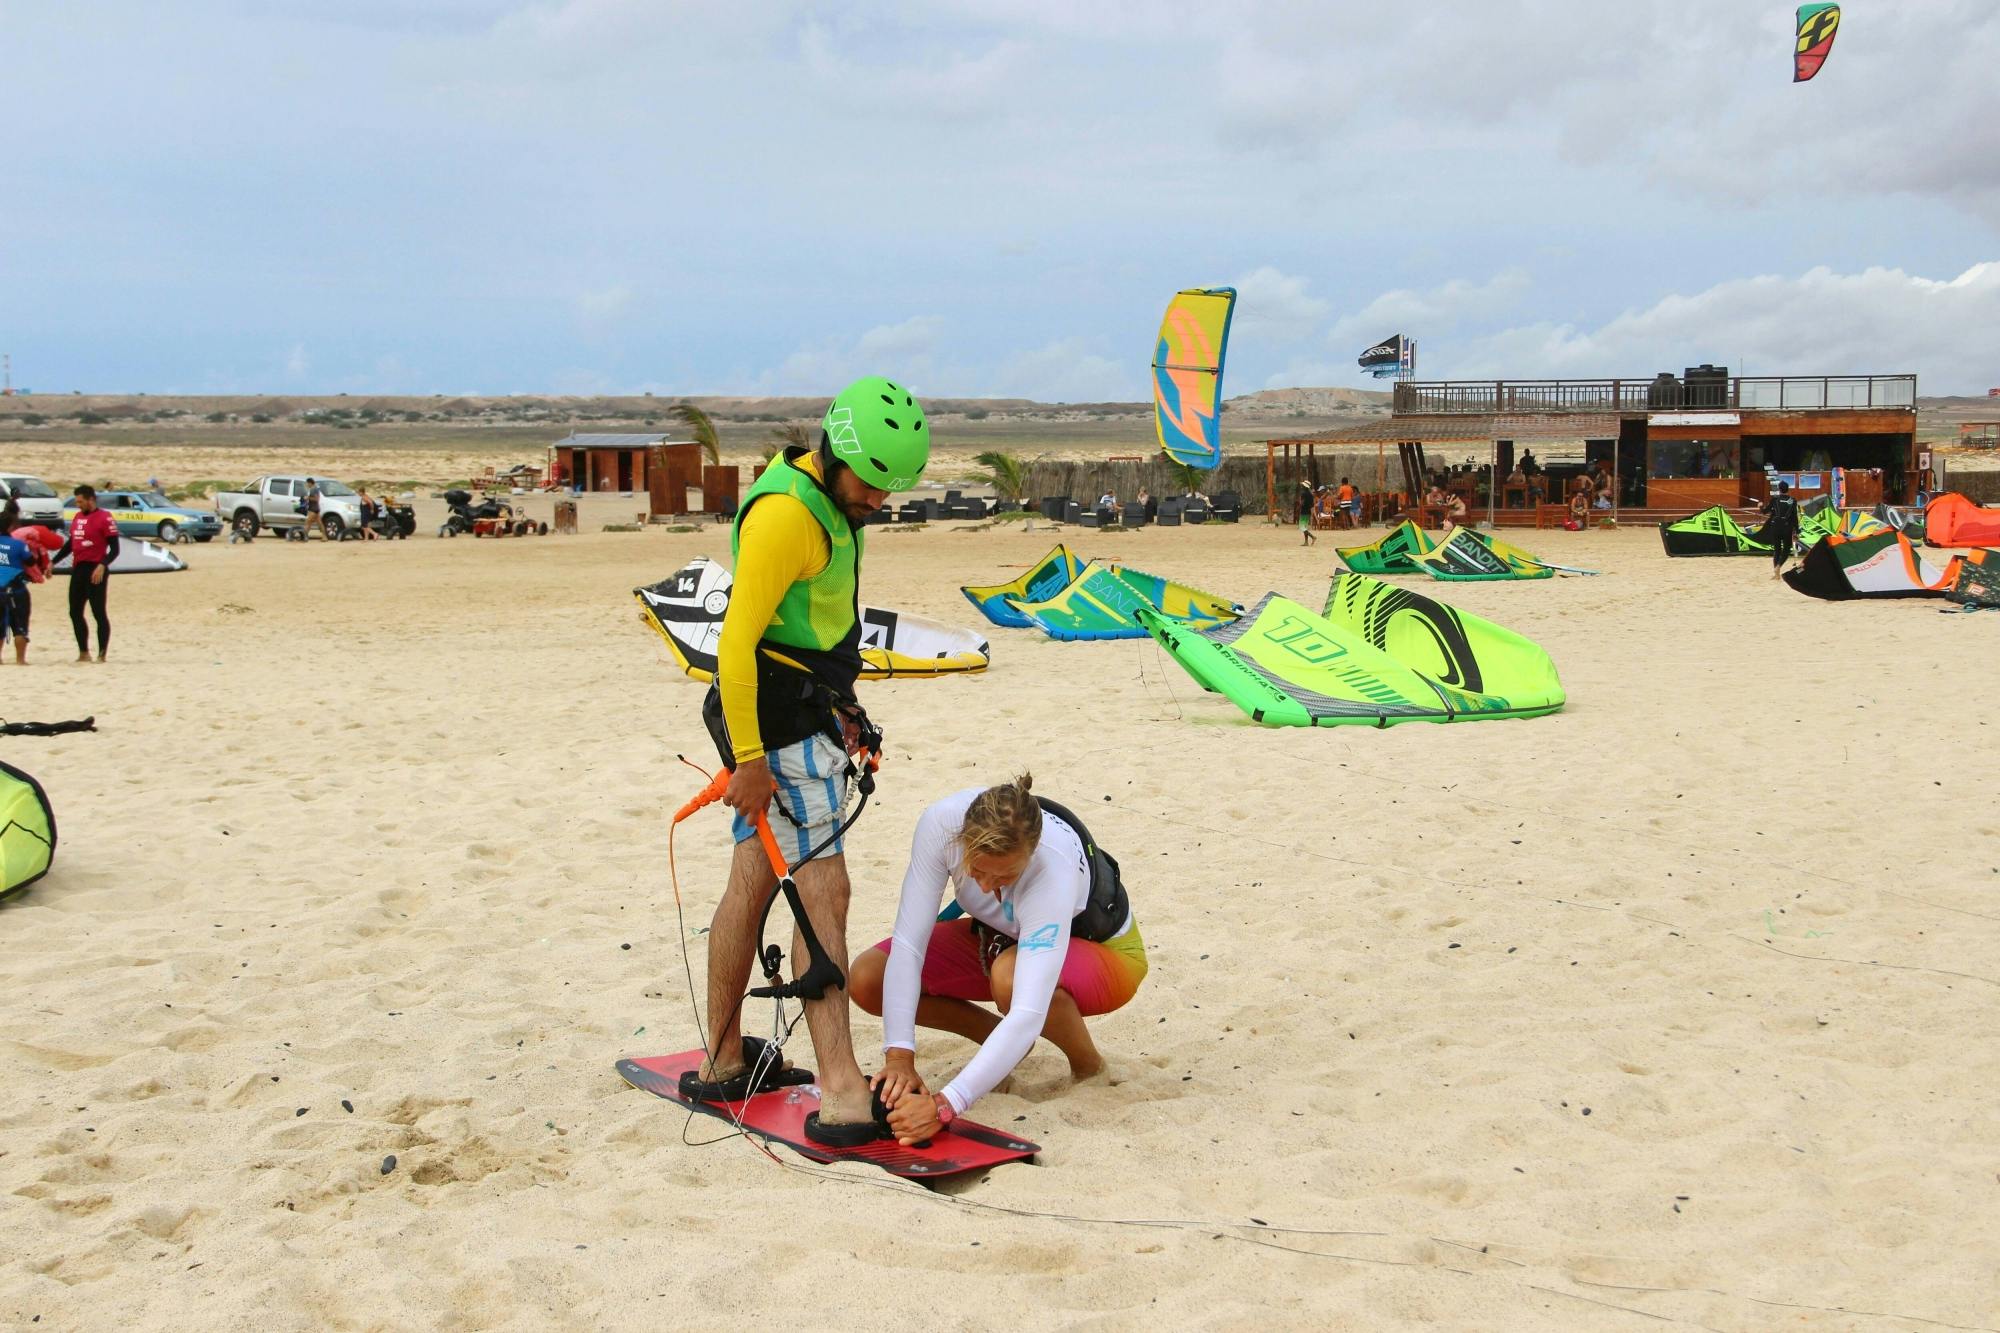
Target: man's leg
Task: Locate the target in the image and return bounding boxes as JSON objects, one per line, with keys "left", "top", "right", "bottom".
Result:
{"left": 697, "top": 837, "right": 779, "bottom": 1081}
{"left": 88, "top": 577, "right": 108, "bottom": 658}
{"left": 68, "top": 571, "right": 90, "bottom": 660}
{"left": 788, "top": 855, "right": 871, "bottom": 1124}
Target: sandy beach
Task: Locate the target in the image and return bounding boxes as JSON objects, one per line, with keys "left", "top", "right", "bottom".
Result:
{"left": 3, "top": 509, "right": 1996, "bottom": 1330}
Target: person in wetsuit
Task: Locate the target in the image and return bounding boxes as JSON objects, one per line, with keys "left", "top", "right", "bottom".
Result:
{"left": 687, "top": 375, "right": 931, "bottom": 1147}
{"left": 53, "top": 485, "right": 119, "bottom": 662}
{"left": 1757, "top": 480, "right": 1801, "bottom": 577}
{"left": 850, "top": 774, "right": 1148, "bottom": 1146}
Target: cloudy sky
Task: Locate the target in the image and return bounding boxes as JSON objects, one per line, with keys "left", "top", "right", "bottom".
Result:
{"left": 6, "top": 1, "right": 1998, "bottom": 398}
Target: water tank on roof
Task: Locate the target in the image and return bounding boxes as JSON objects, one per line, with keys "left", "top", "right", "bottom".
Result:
{"left": 1681, "top": 364, "right": 1729, "bottom": 409}
{"left": 1647, "top": 372, "right": 1682, "bottom": 408}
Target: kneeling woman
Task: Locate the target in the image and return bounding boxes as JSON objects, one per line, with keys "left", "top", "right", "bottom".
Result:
{"left": 849, "top": 774, "right": 1147, "bottom": 1144}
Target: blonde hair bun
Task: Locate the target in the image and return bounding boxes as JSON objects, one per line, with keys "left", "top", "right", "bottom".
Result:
{"left": 960, "top": 773, "right": 1040, "bottom": 860}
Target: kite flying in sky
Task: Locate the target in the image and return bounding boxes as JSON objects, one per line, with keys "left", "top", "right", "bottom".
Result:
{"left": 1795, "top": 4, "right": 1841, "bottom": 82}
{"left": 1152, "top": 286, "right": 1235, "bottom": 468}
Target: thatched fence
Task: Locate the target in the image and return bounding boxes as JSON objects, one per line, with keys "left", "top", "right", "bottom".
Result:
{"left": 1941, "top": 461, "right": 2000, "bottom": 504}
{"left": 1012, "top": 450, "right": 1387, "bottom": 517}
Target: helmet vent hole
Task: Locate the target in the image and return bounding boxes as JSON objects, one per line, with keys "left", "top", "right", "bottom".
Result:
{"left": 883, "top": 417, "right": 901, "bottom": 430}
{"left": 914, "top": 420, "right": 924, "bottom": 431}
{"left": 880, "top": 394, "right": 895, "bottom": 405}
{"left": 869, "top": 456, "right": 886, "bottom": 473}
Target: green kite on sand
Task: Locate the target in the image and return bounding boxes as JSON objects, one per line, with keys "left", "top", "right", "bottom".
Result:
{"left": 1, "top": 762, "right": 56, "bottom": 900}
{"left": 1411, "top": 527, "right": 1555, "bottom": 581}
{"left": 1796, "top": 499, "right": 1889, "bottom": 549}
{"left": 1132, "top": 574, "right": 1564, "bottom": 727}
{"left": 1659, "top": 507, "right": 1774, "bottom": 557}
{"left": 961, "top": 543, "right": 1088, "bottom": 628}
{"left": 1007, "top": 560, "right": 1239, "bottom": 641}
{"left": 1336, "top": 520, "right": 1437, "bottom": 574}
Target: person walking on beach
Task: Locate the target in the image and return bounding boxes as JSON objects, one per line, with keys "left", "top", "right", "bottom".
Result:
{"left": 301, "top": 478, "right": 323, "bottom": 541}
{"left": 53, "top": 484, "right": 118, "bottom": 663}
{"left": 690, "top": 375, "right": 930, "bottom": 1146}
{"left": 1297, "top": 477, "right": 1317, "bottom": 545}
{"left": 850, "top": 773, "right": 1148, "bottom": 1147}
{"left": 1756, "top": 480, "right": 1801, "bottom": 579}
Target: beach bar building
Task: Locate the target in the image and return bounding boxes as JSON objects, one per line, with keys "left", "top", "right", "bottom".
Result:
{"left": 1265, "top": 370, "right": 1919, "bottom": 526}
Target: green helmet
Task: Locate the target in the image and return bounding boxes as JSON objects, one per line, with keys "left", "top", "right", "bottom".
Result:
{"left": 821, "top": 376, "right": 929, "bottom": 492}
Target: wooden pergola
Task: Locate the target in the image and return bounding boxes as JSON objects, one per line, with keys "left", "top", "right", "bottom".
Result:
{"left": 1265, "top": 413, "right": 1622, "bottom": 526}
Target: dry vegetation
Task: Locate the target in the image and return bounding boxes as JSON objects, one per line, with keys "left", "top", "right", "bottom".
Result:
{"left": 0, "top": 389, "right": 1390, "bottom": 492}
{"left": 2, "top": 387, "right": 1987, "bottom": 493}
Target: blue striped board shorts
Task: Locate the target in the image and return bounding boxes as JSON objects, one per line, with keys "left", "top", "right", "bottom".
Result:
{"left": 732, "top": 732, "right": 852, "bottom": 867}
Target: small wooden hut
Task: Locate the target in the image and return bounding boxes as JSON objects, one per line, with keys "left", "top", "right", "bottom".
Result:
{"left": 549, "top": 433, "right": 706, "bottom": 516}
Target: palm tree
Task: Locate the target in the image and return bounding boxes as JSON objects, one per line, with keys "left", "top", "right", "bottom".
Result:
{"left": 669, "top": 402, "right": 720, "bottom": 466}
{"left": 765, "top": 421, "right": 812, "bottom": 462}
{"left": 973, "top": 450, "right": 1028, "bottom": 504}
{"left": 1165, "top": 456, "right": 1212, "bottom": 498}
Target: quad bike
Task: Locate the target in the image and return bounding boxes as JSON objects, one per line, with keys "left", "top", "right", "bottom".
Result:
{"left": 368, "top": 501, "right": 416, "bottom": 539}
{"left": 439, "top": 489, "right": 548, "bottom": 538}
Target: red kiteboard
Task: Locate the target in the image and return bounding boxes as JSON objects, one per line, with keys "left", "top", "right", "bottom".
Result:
{"left": 616, "top": 1050, "right": 1038, "bottom": 1182}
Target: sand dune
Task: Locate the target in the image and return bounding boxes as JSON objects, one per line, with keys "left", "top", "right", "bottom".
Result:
{"left": 2, "top": 509, "right": 1995, "bottom": 1329}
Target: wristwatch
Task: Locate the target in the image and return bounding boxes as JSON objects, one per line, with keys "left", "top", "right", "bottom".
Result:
{"left": 932, "top": 1093, "right": 956, "bottom": 1128}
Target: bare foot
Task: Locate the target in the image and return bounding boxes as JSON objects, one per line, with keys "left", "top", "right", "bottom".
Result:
{"left": 1068, "top": 1052, "right": 1105, "bottom": 1080}
{"left": 814, "top": 1086, "right": 874, "bottom": 1125}
{"left": 695, "top": 1058, "right": 747, "bottom": 1083}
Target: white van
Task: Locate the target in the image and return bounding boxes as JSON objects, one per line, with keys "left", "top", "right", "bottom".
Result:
{"left": 0, "top": 474, "right": 66, "bottom": 530}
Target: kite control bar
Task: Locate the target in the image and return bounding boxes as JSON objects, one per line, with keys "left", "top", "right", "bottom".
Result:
{"left": 673, "top": 746, "right": 879, "bottom": 1004}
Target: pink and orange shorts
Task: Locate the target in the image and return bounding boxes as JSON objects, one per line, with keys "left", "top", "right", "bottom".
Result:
{"left": 871, "top": 915, "right": 1147, "bottom": 1017}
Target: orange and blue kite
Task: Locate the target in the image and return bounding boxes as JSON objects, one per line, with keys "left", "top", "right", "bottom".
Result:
{"left": 1152, "top": 286, "right": 1235, "bottom": 468}
{"left": 1795, "top": 4, "right": 1840, "bottom": 82}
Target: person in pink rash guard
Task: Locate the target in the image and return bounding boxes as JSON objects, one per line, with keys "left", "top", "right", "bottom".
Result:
{"left": 52, "top": 485, "right": 120, "bottom": 663}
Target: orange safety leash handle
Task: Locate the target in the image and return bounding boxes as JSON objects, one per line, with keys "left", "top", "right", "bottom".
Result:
{"left": 674, "top": 767, "right": 732, "bottom": 823}
{"left": 675, "top": 766, "right": 795, "bottom": 881}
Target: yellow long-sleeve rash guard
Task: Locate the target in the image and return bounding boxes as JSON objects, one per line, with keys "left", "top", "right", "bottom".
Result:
{"left": 717, "top": 457, "right": 832, "bottom": 763}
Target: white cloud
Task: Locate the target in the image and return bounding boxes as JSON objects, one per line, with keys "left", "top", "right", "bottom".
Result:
{"left": 751, "top": 320, "right": 1134, "bottom": 401}
{"left": 988, "top": 338, "right": 1127, "bottom": 402}
{"left": 797, "top": 20, "right": 1028, "bottom": 120}
{"left": 1230, "top": 266, "right": 1329, "bottom": 342}
{"left": 1257, "top": 269, "right": 1533, "bottom": 388}
{"left": 1328, "top": 270, "right": 1533, "bottom": 345}
{"left": 755, "top": 316, "right": 959, "bottom": 395}
{"left": 1443, "top": 263, "right": 2000, "bottom": 393}
{"left": 284, "top": 343, "right": 309, "bottom": 378}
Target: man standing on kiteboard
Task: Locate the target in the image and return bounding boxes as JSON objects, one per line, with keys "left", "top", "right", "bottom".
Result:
{"left": 687, "top": 376, "right": 929, "bottom": 1143}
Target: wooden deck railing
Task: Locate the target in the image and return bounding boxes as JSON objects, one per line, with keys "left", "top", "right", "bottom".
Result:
{"left": 1393, "top": 375, "right": 1917, "bottom": 416}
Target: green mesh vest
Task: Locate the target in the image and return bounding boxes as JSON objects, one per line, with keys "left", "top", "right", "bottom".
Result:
{"left": 729, "top": 447, "right": 864, "bottom": 702}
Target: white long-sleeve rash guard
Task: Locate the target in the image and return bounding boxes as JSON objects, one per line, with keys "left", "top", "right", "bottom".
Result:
{"left": 881, "top": 788, "right": 1091, "bottom": 1115}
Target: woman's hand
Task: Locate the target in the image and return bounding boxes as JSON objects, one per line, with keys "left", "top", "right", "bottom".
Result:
{"left": 870, "top": 1050, "right": 927, "bottom": 1106}
{"left": 91, "top": 565, "right": 106, "bottom": 586}
{"left": 885, "top": 1090, "right": 944, "bottom": 1146}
